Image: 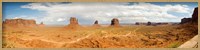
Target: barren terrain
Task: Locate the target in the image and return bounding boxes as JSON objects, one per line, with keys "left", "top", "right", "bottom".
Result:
{"left": 2, "top": 25, "right": 195, "bottom": 48}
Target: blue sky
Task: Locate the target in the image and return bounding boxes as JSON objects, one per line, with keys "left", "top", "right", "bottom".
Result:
{"left": 2, "top": 2, "right": 198, "bottom": 25}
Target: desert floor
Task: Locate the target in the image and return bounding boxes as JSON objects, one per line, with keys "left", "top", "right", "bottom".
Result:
{"left": 2, "top": 25, "right": 195, "bottom": 48}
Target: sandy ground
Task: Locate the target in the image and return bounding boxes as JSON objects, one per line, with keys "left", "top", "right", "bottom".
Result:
{"left": 2, "top": 25, "right": 195, "bottom": 48}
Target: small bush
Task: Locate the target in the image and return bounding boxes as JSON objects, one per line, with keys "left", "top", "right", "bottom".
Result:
{"left": 166, "top": 42, "right": 182, "bottom": 48}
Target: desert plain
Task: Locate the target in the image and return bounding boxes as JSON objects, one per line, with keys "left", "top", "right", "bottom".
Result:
{"left": 2, "top": 7, "right": 198, "bottom": 48}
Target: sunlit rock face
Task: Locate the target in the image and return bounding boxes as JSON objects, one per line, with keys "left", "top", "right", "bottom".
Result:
{"left": 3, "top": 18, "right": 37, "bottom": 27}
{"left": 65, "top": 17, "right": 81, "bottom": 29}
{"left": 110, "top": 18, "right": 120, "bottom": 27}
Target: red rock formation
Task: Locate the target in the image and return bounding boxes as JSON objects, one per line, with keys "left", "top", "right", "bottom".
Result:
{"left": 94, "top": 20, "right": 98, "bottom": 24}
{"left": 70, "top": 17, "right": 78, "bottom": 25}
{"left": 180, "top": 7, "right": 198, "bottom": 24}
{"left": 192, "top": 7, "right": 198, "bottom": 23}
{"left": 3, "top": 18, "right": 37, "bottom": 27}
{"left": 147, "top": 21, "right": 151, "bottom": 26}
{"left": 110, "top": 18, "right": 120, "bottom": 27}
{"left": 135, "top": 22, "right": 139, "bottom": 25}
{"left": 93, "top": 20, "right": 101, "bottom": 27}
{"left": 65, "top": 17, "right": 81, "bottom": 29}
{"left": 179, "top": 7, "right": 198, "bottom": 35}
{"left": 38, "top": 22, "right": 45, "bottom": 27}
{"left": 180, "top": 18, "right": 192, "bottom": 24}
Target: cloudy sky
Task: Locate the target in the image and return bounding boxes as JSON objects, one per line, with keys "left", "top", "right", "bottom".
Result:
{"left": 3, "top": 2, "right": 197, "bottom": 25}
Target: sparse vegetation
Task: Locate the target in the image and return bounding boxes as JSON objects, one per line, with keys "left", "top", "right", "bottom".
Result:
{"left": 2, "top": 25, "right": 196, "bottom": 48}
{"left": 166, "top": 42, "right": 182, "bottom": 48}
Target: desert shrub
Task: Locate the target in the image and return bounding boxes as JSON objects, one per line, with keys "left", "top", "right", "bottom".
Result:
{"left": 166, "top": 42, "right": 182, "bottom": 48}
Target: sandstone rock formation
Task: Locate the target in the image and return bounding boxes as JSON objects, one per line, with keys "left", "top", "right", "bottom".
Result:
{"left": 135, "top": 22, "right": 139, "bottom": 25}
{"left": 192, "top": 7, "right": 198, "bottom": 23}
{"left": 40, "top": 22, "right": 44, "bottom": 25}
{"left": 179, "top": 7, "right": 198, "bottom": 35}
{"left": 180, "top": 18, "right": 192, "bottom": 24}
{"left": 110, "top": 18, "right": 120, "bottom": 27}
{"left": 180, "top": 7, "right": 198, "bottom": 24}
{"left": 93, "top": 20, "right": 101, "bottom": 27}
{"left": 65, "top": 17, "right": 81, "bottom": 29}
{"left": 3, "top": 18, "right": 37, "bottom": 27}
{"left": 70, "top": 17, "right": 79, "bottom": 25}
{"left": 94, "top": 20, "right": 98, "bottom": 24}
{"left": 147, "top": 21, "right": 151, "bottom": 26}
{"left": 38, "top": 22, "right": 45, "bottom": 27}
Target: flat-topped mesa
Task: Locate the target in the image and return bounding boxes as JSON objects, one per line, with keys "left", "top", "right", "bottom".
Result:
{"left": 65, "top": 17, "right": 81, "bottom": 29}
{"left": 93, "top": 20, "right": 101, "bottom": 27}
{"left": 135, "top": 22, "right": 139, "bottom": 25}
{"left": 110, "top": 18, "right": 120, "bottom": 27}
{"left": 180, "top": 18, "right": 192, "bottom": 24}
{"left": 3, "top": 18, "right": 37, "bottom": 27}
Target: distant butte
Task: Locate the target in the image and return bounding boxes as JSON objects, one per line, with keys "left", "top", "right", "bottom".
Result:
{"left": 110, "top": 18, "right": 121, "bottom": 27}
{"left": 3, "top": 18, "right": 37, "bottom": 27}
{"left": 65, "top": 17, "right": 82, "bottom": 29}
{"left": 93, "top": 20, "right": 101, "bottom": 27}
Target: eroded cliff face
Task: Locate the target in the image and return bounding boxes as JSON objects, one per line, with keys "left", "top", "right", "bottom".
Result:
{"left": 65, "top": 17, "right": 82, "bottom": 29}
{"left": 192, "top": 7, "right": 198, "bottom": 23}
{"left": 3, "top": 18, "right": 37, "bottom": 27}
{"left": 180, "top": 7, "right": 198, "bottom": 24}
{"left": 179, "top": 7, "right": 198, "bottom": 36}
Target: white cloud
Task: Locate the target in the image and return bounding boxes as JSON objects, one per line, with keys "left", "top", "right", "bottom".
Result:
{"left": 57, "top": 18, "right": 65, "bottom": 22}
{"left": 19, "top": 2, "right": 192, "bottom": 25}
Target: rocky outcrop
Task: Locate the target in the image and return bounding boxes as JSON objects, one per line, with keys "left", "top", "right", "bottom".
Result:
{"left": 38, "top": 22, "right": 45, "bottom": 27}
{"left": 180, "top": 18, "right": 192, "bottom": 24}
{"left": 70, "top": 17, "right": 79, "bottom": 25}
{"left": 179, "top": 7, "right": 198, "bottom": 36}
{"left": 93, "top": 20, "right": 101, "bottom": 27}
{"left": 192, "top": 7, "right": 198, "bottom": 23}
{"left": 147, "top": 21, "right": 151, "bottom": 26}
{"left": 3, "top": 18, "right": 37, "bottom": 27}
{"left": 110, "top": 18, "right": 120, "bottom": 27}
{"left": 65, "top": 17, "right": 81, "bottom": 29}
{"left": 94, "top": 20, "right": 98, "bottom": 24}
{"left": 135, "top": 22, "right": 139, "bottom": 25}
{"left": 180, "top": 7, "right": 198, "bottom": 24}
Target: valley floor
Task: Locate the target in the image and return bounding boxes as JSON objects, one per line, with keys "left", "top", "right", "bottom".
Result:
{"left": 2, "top": 25, "right": 195, "bottom": 48}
